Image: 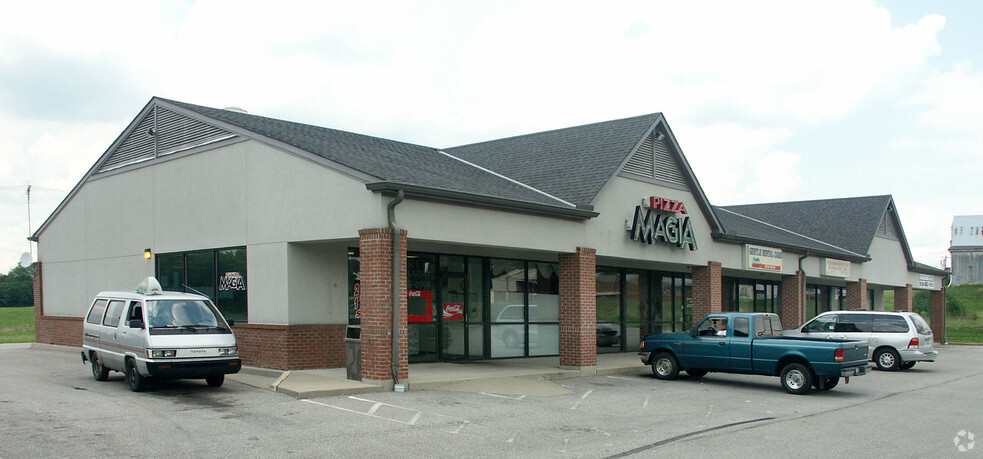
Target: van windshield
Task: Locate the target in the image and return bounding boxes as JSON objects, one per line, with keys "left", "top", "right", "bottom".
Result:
{"left": 146, "top": 299, "right": 229, "bottom": 333}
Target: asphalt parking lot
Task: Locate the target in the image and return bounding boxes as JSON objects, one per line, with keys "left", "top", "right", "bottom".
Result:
{"left": 1, "top": 344, "right": 981, "bottom": 457}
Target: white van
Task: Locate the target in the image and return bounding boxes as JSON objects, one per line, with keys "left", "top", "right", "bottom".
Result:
{"left": 81, "top": 277, "right": 241, "bottom": 391}
{"left": 784, "top": 310, "right": 937, "bottom": 371}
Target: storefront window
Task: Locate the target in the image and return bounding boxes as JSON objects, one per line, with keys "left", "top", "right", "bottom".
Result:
{"left": 490, "top": 259, "right": 526, "bottom": 358}
{"left": 348, "top": 249, "right": 360, "bottom": 324}
{"left": 216, "top": 249, "right": 247, "bottom": 322}
{"left": 408, "top": 254, "right": 437, "bottom": 362}
{"left": 728, "top": 279, "right": 781, "bottom": 316}
{"left": 807, "top": 285, "right": 847, "bottom": 319}
{"left": 600, "top": 268, "right": 689, "bottom": 353}
{"left": 527, "top": 262, "right": 559, "bottom": 356}
{"left": 155, "top": 247, "right": 247, "bottom": 322}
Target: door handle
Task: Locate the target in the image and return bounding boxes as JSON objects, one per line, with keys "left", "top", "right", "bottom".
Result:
{"left": 718, "top": 342, "right": 726, "bottom": 346}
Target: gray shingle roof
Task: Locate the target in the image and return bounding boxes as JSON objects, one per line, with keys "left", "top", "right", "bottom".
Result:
{"left": 160, "top": 98, "right": 573, "bottom": 210}
{"left": 721, "top": 196, "right": 893, "bottom": 256}
{"left": 444, "top": 114, "right": 662, "bottom": 206}
{"left": 713, "top": 207, "right": 867, "bottom": 261}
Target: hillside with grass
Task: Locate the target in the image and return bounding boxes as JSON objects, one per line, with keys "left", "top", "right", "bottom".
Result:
{"left": 940, "top": 284, "right": 983, "bottom": 343}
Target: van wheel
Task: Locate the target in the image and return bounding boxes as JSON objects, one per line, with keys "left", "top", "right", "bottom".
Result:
{"left": 90, "top": 354, "right": 109, "bottom": 381}
{"left": 780, "top": 363, "right": 813, "bottom": 395}
{"left": 874, "top": 348, "right": 900, "bottom": 371}
{"left": 126, "top": 359, "right": 147, "bottom": 392}
{"left": 206, "top": 375, "right": 225, "bottom": 388}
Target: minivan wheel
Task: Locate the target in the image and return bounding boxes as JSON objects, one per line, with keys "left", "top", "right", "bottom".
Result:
{"left": 126, "top": 359, "right": 147, "bottom": 392}
{"left": 206, "top": 375, "right": 225, "bottom": 388}
{"left": 90, "top": 354, "right": 109, "bottom": 381}
{"left": 874, "top": 348, "right": 900, "bottom": 371}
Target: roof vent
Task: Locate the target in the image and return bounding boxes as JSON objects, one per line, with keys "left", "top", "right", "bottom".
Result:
{"left": 223, "top": 106, "right": 248, "bottom": 114}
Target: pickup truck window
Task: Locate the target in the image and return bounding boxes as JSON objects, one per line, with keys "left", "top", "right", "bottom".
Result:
{"left": 754, "top": 316, "right": 783, "bottom": 337}
{"left": 696, "top": 317, "right": 728, "bottom": 337}
{"left": 734, "top": 317, "right": 750, "bottom": 337}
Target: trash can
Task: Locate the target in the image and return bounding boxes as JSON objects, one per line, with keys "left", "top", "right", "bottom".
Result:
{"left": 344, "top": 325, "right": 361, "bottom": 381}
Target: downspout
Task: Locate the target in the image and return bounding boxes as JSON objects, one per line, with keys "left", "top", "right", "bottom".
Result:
{"left": 387, "top": 190, "right": 404, "bottom": 387}
{"left": 798, "top": 251, "right": 809, "bottom": 320}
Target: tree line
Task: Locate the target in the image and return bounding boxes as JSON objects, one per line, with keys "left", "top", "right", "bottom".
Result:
{"left": 0, "top": 266, "right": 33, "bottom": 308}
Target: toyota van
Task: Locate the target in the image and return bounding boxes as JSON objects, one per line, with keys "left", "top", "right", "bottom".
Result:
{"left": 81, "top": 277, "right": 241, "bottom": 391}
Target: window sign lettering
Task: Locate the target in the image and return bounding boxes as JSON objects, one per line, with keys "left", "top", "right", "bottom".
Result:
{"left": 219, "top": 272, "right": 246, "bottom": 291}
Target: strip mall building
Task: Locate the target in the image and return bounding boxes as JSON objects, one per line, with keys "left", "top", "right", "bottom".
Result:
{"left": 33, "top": 97, "right": 948, "bottom": 388}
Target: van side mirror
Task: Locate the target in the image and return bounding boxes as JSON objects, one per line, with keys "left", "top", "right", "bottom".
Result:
{"left": 227, "top": 319, "right": 235, "bottom": 327}
{"left": 129, "top": 319, "right": 144, "bottom": 329}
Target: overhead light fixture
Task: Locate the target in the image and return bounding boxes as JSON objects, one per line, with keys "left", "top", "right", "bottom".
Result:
{"left": 144, "top": 248, "right": 152, "bottom": 260}
{"left": 654, "top": 132, "right": 666, "bottom": 141}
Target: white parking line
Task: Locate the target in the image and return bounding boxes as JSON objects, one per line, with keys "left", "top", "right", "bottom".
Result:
{"left": 479, "top": 392, "right": 527, "bottom": 400}
{"left": 570, "top": 389, "right": 593, "bottom": 410}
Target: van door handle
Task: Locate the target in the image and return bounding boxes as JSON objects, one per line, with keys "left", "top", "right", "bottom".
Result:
{"left": 718, "top": 342, "right": 726, "bottom": 346}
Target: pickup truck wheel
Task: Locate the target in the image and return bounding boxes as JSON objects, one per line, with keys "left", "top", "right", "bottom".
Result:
{"left": 90, "top": 354, "right": 109, "bottom": 381}
{"left": 780, "top": 363, "right": 813, "bottom": 395}
{"left": 126, "top": 359, "right": 148, "bottom": 392}
{"left": 686, "top": 369, "right": 708, "bottom": 378}
{"left": 899, "top": 361, "right": 916, "bottom": 370}
{"left": 206, "top": 375, "right": 225, "bottom": 387}
{"left": 874, "top": 348, "right": 900, "bottom": 371}
{"left": 651, "top": 352, "right": 680, "bottom": 380}
{"left": 813, "top": 377, "right": 838, "bottom": 390}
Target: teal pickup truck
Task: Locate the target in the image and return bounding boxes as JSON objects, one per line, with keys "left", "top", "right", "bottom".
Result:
{"left": 638, "top": 312, "right": 868, "bottom": 394}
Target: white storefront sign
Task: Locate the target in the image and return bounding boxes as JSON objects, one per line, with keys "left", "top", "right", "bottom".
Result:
{"left": 822, "top": 258, "right": 851, "bottom": 278}
{"left": 745, "top": 244, "right": 783, "bottom": 272}
{"left": 918, "top": 274, "right": 936, "bottom": 289}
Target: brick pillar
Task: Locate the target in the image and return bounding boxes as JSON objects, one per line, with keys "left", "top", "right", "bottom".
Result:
{"left": 357, "top": 228, "right": 407, "bottom": 388}
{"left": 690, "top": 261, "right": 722, "bottom": 327}
{"left": 929, "top": 287, "right": 946, "bottom": 343}
{"left": 558, "top": 247, "right": 596, "bottom": 372}
{"left": 781, "top": 271, "right": 805, "bottom": 329}
{"left": 33, "top": 262, "right": 42, "bottom": 342}
{"left": 846, "top": 278, "right": 868, "bottom": 310}
{"left": 893, "top": 284, "right": 913, "bottom": 312}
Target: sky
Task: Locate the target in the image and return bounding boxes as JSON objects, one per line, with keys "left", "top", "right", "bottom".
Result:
{"left": 1, "top": 0, "right": 980, "bottom": 272}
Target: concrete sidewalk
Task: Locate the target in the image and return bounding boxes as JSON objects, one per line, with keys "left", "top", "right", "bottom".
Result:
{"left": 229, "top": 352, "right": 648, "bottom": 399}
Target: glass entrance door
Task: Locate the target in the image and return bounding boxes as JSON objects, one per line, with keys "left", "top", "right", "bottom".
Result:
{"left": 439, "top": 256, "right": 485, "bottom": 360}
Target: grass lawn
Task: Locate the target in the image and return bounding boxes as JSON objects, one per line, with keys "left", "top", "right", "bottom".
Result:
{"left": 0, "top": 307, "right": 34, "bottom": 343}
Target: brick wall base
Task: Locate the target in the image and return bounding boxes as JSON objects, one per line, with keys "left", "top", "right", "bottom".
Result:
{"left": 781, "top": 271, "right": 805, "bottom": 329}
{"left": 893, "top": 284, "right": 913, "bottom": 312}
{"left": 233, "top": 323, "right": 347, "bottom": 370}
{"left": 691, "top": 262, "right": 722, "bottom": 327}
{"left": 929, "top": 287, "right": 946, "bottom": 342}
{"left": 846, "top": 278, "right": 868, "bottom": 310}
{"left": 35, "top": 315, "right": 83, "bottom": 347}
{"left": 558, "top": 247, "right": 597, "bottom": 370}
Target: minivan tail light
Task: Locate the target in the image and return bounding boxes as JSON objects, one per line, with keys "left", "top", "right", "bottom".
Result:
{"left": 908, "top": 338, "right": 919, "bottom": 349}
{"left": 834, "top": 348, "right": 844, "bottom": 363}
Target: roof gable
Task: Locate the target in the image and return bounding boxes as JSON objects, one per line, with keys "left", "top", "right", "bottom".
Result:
{"left": 444, "top": 114, "right": 663, "bottom": 206}
{"left": 721, "top": 195, "right": 893, "bottom": 256}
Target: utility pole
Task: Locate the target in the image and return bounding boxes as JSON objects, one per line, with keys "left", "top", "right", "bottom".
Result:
{"left": 26, "top": 185, "right": 33, "bottom": 260}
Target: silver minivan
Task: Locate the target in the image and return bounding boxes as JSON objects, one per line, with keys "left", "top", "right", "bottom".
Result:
{"left": 784, "top": 310, "right": 937, "bottom": 371}
{"left": 81, "top": 277, "right": 241, "bottom": 391}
